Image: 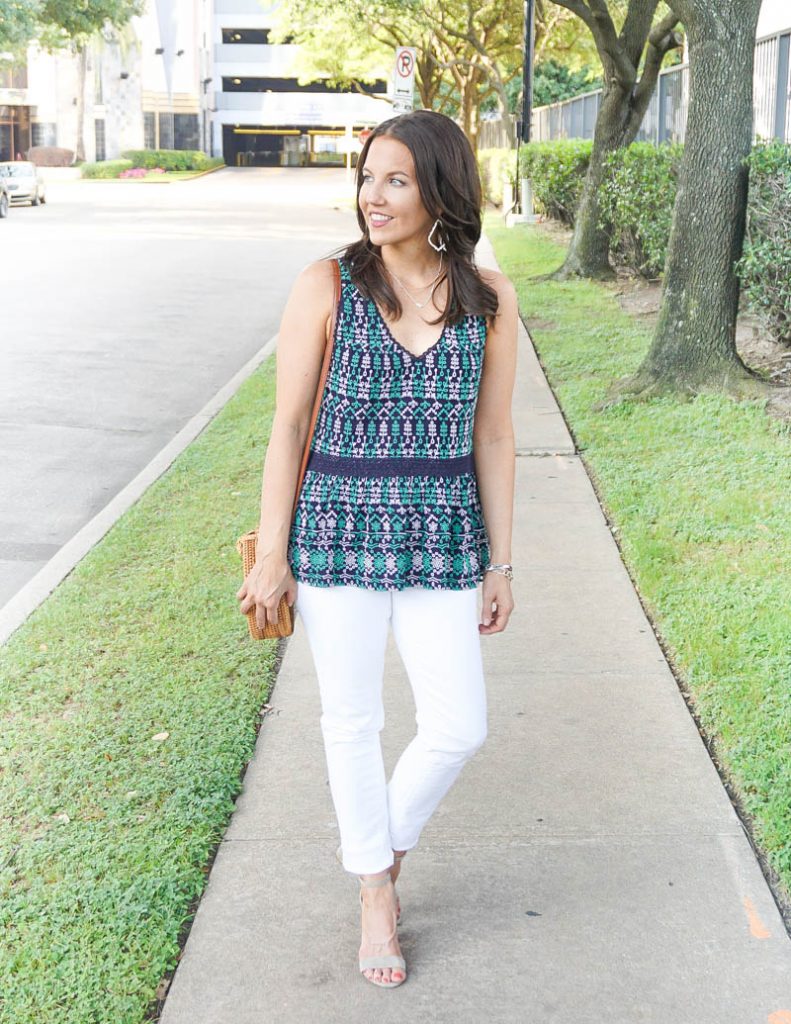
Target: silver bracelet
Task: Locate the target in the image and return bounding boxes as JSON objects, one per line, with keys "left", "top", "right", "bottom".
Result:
{"left": 484, "top": 562, "right": 514, "bottom": 581}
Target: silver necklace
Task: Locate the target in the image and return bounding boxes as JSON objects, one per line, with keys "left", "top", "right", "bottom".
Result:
{"left": 388, "top": 256, "right": 444, "bottom": 310}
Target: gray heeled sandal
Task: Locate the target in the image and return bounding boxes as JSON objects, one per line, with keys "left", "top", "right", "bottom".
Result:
{"left": 358, "top": 872, "right": 407, "bottom": 988}
{"left": 336, "top": 845, "right": 405, "bottom": 924}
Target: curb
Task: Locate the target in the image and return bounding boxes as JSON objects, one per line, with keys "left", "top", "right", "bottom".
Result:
{"left": 0, "top": 333, "right": 279, "bottom": 648}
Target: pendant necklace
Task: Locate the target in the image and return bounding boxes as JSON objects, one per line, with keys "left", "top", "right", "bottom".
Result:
{"left": 388, "top": 255, "right": 444, "bottom": 310}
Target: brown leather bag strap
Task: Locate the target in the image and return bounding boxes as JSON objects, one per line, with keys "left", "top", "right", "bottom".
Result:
{"left": 290, "top": 257, "right": 341, "bottom": 517}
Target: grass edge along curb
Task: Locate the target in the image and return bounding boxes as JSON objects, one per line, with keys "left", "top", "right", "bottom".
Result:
{"left": 484, "top": 213, "right": 791, "bottom": 924}
{"left": 0, "top": 355, "right": 282, "bottom": 1023}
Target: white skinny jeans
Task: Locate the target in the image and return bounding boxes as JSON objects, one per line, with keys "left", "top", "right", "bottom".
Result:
{"left": 295, "top": 580, "right": 488, "bottom": 876}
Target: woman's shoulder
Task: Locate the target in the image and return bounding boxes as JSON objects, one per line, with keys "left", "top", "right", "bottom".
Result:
{"left": 477, "top": 265, "right": 517, "bottom": 304}
{"left": 287, "top": 257, "right": 342, "bottom": 308}
{"left": 296, "top": 257, "right": 342, "bottom": 287}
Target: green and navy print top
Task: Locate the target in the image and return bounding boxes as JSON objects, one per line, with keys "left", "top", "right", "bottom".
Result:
{"left": 287, "top": 256, "right": 491, "bottom": 591}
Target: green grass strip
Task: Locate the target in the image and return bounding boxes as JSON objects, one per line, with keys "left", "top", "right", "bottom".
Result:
{"left": 486, "top": 214, "right": 791, "bottom": 899}
{"left": 0, "top": 358, "right": 280, "bottom": 1023}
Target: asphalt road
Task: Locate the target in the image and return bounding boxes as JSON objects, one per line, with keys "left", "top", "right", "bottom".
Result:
{"left": 0, "top": 167, "right": 357, "bottom": 609}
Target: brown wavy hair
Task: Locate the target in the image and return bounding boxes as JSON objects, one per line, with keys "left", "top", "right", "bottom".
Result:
{"left": 335, "top": 109, "right": 499, "bottom": 327}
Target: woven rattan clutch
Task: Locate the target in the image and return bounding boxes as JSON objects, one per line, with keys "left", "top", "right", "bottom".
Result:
{"left": 236, "top": 258, "right": 341, "bottom": 640}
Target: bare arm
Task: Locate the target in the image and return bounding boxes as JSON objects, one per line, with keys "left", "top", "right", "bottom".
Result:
{"left": 255, "top": 258, "right": 336, "bottom": 562}
{"left": 473, "top": 269, "right": 518, "bottom": 633}
{"left": 237, "top": 258, "right": 336, "bottom": 628}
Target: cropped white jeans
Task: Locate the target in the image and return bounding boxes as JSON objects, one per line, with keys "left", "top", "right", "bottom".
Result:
{"left": 294, "top": 580, "right": 488, "bottom": 876}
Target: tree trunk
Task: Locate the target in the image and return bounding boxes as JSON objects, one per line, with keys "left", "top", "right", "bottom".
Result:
{"left": 415, "top": 45, "right": 443, "bottom": 110}
{"left": 75, "top": 44, "right": 87, "bottom": 163}
{"left": 629, "top": 0, "right": 764, "bottom": 392}
{"left": 459, "top": 68, "right": 480, "bottom": 153}
{"left": 551, "top": 5, "right": 682, "bottom": 280}
{"left": 556, "top": 82, "right": 645, "bottom": 279}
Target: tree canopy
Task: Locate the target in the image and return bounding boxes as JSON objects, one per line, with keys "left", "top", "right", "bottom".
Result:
{"left": 0, "top": 0, "right": 141, "bottom": 57}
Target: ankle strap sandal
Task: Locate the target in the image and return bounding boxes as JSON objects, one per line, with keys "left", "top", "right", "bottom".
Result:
{"left": 358, "top": 873, "right": 407, "bottom": 988}
{"left": 336, "top": 845, "right": 404, "bottom": 923}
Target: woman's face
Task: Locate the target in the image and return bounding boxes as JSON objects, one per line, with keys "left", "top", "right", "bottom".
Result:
{"left": 358, "top": 136, "right": 434, "bottom": 249}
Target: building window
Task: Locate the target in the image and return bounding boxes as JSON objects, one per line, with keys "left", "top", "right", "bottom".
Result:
{"left": 95, "top": 119, "right": 106, "bottom": 161}
{"left": 158, "top": 112, "right": 174, "bottom": 150}
{"left": 32, "top": 123, "right": 57, "bottom": 147}
{"left": 174, "top": 114, "right": 199, "bottom": 150}
{"left": 221, "top": 77, "right": 386, "bottom": 94}
{"left": 144, "top": 112, "right": 156, "bottom": 149}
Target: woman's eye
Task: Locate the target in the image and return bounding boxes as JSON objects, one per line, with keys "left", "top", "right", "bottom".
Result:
{"left": 361, "top": 174, "right": 404, "bottom": 186}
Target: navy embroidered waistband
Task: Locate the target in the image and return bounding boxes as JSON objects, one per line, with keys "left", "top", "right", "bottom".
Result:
{"left": 306, "top": 450, "right": 475, "bottom": 478}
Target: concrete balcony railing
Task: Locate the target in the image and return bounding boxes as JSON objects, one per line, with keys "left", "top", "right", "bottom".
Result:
{"left": 214, "top": 89, "right": 389, "bottom": 125}
{"left": 214, "top": 0, "right": 268, "bottom": 13}
{"left": 213, "top": 43, "right": 298, "bottom": 66}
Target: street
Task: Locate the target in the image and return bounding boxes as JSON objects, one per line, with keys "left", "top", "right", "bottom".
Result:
{"left": 0, "top": 167, "right": 357, "bottom": 608}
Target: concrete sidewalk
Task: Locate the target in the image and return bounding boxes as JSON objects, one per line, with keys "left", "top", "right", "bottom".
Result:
{"left": 159, "top": 236, "right": 791, "bottom": 1023}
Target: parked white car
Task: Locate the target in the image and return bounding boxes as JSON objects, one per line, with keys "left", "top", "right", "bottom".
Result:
{"left": 0, "top": 161, "right": 47, "bottom": 206}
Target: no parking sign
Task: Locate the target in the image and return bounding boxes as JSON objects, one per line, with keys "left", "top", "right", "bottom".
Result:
{"left": 392, "top": 46, "right": 416, "bottom": 114}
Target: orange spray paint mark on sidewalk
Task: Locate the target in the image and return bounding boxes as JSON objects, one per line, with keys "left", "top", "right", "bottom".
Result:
{"left": 767, "top": 1011, "right": 791, "bottom": 1023}
{"left": 743, "top": 896, "right": 771, "bottom": 938}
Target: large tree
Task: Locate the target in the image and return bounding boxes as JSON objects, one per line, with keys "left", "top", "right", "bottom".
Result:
{"left": 425, "top": 0, "right": 522, "bottom": 149}
{"left": 547, "top": 0, "right": 682, "bottom": 279}
{"left": 605, "top": 0, "right": 769, "bottom": 402}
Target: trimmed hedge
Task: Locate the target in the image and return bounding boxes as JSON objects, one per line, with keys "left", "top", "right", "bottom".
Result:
{"left": 120, "top": 149, "right": 222, "bottom": 172}
{"left": 27, "top": 145, "right": 75, "bottom": 167}
{"left": 80, "top": 151, "right": 225, "bottom": 179}
{"left": 736, "top": 139, "right": 791, "bottom": 344}
{"left": 599, "top": 141, "right": 683, "bottom": 279}
{"left": 518, "top": 139, "right": 592, "bottom": 225}
{"left": 81, "top": 159, "right": 134, "bottom": 178}
{"left": 512, "top": 136, "right": 791, "bottom": 342}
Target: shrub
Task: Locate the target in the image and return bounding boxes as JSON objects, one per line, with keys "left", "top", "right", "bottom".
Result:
{"left": 81, "top": 159, "right": 134, "bottom": 178}
{"left": 120, "top": 149, "right": 216, "bottom": 171}
{"left": 599, "top": 141, "right": 683, "bottom": 278}
{"left": 491, "top": 134, "right": 790, "bottom": 339}
{"left": 518, "top": 139, "right": 592, "bottom": 225}
{"left": 26, "top": 145, "right": 74, "bottom": 167}
{"left": 736, "top": 139, "right": 791, "bottom": 345}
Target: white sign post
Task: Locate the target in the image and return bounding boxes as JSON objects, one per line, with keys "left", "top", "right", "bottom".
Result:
{"left": 392, "top": 46, "right": 416, "bottom": 114}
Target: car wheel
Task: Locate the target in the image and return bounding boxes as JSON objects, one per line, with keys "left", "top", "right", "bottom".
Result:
{"left": 32, "top": 193, "right": 41, "bottom": 206}
{"left": 40, "top": 193, "right": 47, "bottom": 204}
{"left": 0, "top": 195, "right": 8, "bottom": 218}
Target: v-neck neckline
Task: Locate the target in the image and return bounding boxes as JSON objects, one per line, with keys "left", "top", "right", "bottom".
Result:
{"left": 373, "top": 303, "right": 450, "bottom": 362}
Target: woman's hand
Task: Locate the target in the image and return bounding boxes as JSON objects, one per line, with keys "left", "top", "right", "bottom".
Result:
{"left": 479, "top": 571, "right": 514, "bottom": 634}
{"left": 236, "top": 556, "right": 298, "bottom": 633}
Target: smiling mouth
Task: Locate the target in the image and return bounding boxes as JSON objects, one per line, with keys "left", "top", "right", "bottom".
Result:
{"left": 369, "top": 214, "right": 393, "bottom": 226}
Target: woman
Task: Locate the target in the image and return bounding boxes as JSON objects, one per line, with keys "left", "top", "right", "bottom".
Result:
{"left": 237, "top": 109, "right": 517, "bottom": 988}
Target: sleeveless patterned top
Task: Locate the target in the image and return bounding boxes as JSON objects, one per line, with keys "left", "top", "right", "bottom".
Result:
{"left": 287, "top": 256, "right": 491, "bottom": 591}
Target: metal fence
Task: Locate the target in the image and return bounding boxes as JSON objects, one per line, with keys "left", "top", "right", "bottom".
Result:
{"left": 485, "top": 27, "right": 791, "bottom": 148}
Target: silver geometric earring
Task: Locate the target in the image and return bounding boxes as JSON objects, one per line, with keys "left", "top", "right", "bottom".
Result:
{"left": 428, "top": 218, "right": 447, "bottom": 252}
